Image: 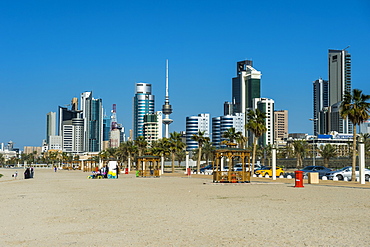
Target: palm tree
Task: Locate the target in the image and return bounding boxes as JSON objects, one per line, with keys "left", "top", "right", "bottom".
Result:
{"left": 360, "top": 133, "right": 370, "bottom": 158}
{"left": 169, "top": 132, "right": 186, "bottom": 173}
{"left": 191, "top": 131, "right": 210, "bottom": 173}
{"left": 152, "top": 138, "right": 171, "bottom": 157}
{"left": 176, "top": 150, "right": 186, "bottom": 167}
{"left": 278, "top": 145, "right": 294, "bottom": 159}
{"left": 292, "top": 140, "right": 308, "bottom": 168}
{"left": 245, "top": 109, "right": 267, "bottom": 172}
{"left": 202, "top": 140, "right": 215, "bottom": 167}
{"left": 0, "top": 153, "right": 5, "bottom": 167}
{"left": 222, "top": 127, "right": 241, "bottom": 146}
{"left": 263, "top": 144, "right": 273, "bottom": 166}
{"left": 118, "top": 141, "right": 137, "bottom": 170}
{"left": 317, "top": 144, "right": 337, "bottom": 167}
{"left": 135, "top": 136, "right": 148, "bottom": 157}
{"left": 340, "top": 89, "right": 370, "bottom": 181}
{"left": 235, "top": 132, "right": 247, "bottom": 149}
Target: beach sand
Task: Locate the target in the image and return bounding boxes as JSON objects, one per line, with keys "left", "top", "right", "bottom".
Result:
{"left": 0, "top": 168, "right": 369, "bottom": 246}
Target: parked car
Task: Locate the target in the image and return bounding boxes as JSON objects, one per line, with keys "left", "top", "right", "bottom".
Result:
{"left": 193, "top": 164, "right": 213, "bottom": 173}
{"left": 233, "top": 163, "right": 262, "bottom": 171}
{"left": 204, "top": 166, "right": 228, "bottom": 175}
{"left": 326, "top": 166, "right": 370, "bottom": 181}
{"left": 255, "top": 167, "right": 284, "bottom": 177}
{"left": 299, "top": 166, "right": 332, "bottom": 178}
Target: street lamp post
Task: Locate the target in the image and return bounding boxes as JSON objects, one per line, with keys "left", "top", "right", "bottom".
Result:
{"left": 309, "top": 118, "right": 318, "bottom": 166}
{"left": 272, "top": 144, "right": 277, "bottom": 180}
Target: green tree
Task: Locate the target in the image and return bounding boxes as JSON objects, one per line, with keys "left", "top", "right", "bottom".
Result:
{"left": 317, "top": 144, "right": 337, "bottom": 167}
{"left": 235, "top": 132, "right": 247, "bottom": 149}
{"left": 360, "top": 133, "right": 370, "bottom": 158}
{"left": 340, "top": 89, "right": 370, "bottom": 181}
{"left": 263, "top": 144, "right": 273, "bottom": 166}
{"left": 0, "top": 153, "right": 5, "bottom": 167}
{"left": 135, "top": 136, "right": 148, "bottom": 157}
{"left": 118, "top": 141, "right": 137, "bottom": 170}
{"left": 245, "top": 109, "right": 267, "bottom": 172}
{"left": 292, "top": 140, "right": 308, "bottom": 169}
{"left": 169, "top": 132, "right": 185, "bottom": 173}
{"left": 202, "top": 140, "right": 215, "bottom": 167}
{"left": 191, "top": 131, "right": 210, "bottom": 173}
{"left": 222, "top": 127, "right": 241, "bottom": 146}
{"left": 176, "top": 150, "right": 186, "bottom": 167}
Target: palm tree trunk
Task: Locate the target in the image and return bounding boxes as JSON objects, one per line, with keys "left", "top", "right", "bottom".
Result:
{"left": 171, "top": 152, "right": 175, "bottom": 173}
{"left": 251, "top": 138, "right": 257, "bottom": 174}
{"left": 296, "top": 154, "right": 300, "bottom": 169}
{"left": 197, "top": 147, "right": 202, "bottom": 174}
{"left": 351, "top": 125, "right": 357, "bottom": 181}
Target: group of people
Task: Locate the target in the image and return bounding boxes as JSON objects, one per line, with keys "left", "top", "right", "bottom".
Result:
{"left": 24, "top": 167, "right": 34, "bottom": 179}
{"left": 89, "top": 165, "right": 119, "bottom": 179}
{"left": 11, "top": 167, "right": 34, "bottom": 179}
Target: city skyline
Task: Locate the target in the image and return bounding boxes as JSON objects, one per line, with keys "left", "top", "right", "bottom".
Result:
{"left": 1, "top": 0, "right": 369, "bottom": 148}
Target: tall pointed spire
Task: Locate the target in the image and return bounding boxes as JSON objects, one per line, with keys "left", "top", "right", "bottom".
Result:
{"left": 162, "top": 59, "right": 173, "bottom": 138}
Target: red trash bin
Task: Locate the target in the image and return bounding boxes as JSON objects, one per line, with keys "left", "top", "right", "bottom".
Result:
{"left": 125, "top": 168, "right": 129, "bottom": 174}
{"left": 295, "top": 171, "right": 304, "bottom": 188}
{"left": 187, "top": 168, "right": 191, "bottom": 176}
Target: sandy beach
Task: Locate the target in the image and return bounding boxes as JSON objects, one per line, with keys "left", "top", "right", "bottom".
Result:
{"left": 0, "top": 168, "right": 369, "bottom": 246}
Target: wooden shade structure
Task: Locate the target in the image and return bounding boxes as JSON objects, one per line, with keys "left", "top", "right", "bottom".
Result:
{"left": 137, "top": 155, "right": 161, "bottom": 177}
{"left": 213, "top": 147, "right": 251, "bottom": 183}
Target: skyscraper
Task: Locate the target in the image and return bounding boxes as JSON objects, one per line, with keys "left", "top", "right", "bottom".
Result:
{"left": 313, "top": 78, "right": 329, "bottom": 135}
{"left": 328, "top": 49, "right": 351, "bottom": 106}
{"left": 133, "top": 83, "right": 155, "bottom": 140}
{"left": 185, "top": 113, "right": 210, "bottom": 151}
{"left": 46, "top": 112, "right": 56, "bottom": 144}
{"left": 252, "top": 98, "right": 274, "bottom": 146}
{"left": 327, "top": 48, "right": 352, "bottom": 134}
{"left": 80, "top": 92, "right": 103, "bottom": 152}
{"left": 232, "top": 60, "right": 261, "bottom": 114}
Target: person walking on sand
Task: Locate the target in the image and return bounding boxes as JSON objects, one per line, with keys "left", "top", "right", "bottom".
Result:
{"left": 54, "top": 166, "right": 57, "bottom": 172}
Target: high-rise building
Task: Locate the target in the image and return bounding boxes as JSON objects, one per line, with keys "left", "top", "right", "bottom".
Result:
{"left": 185, "top": 113, "right": 210, "bottom": 151}
{"left": 274, "top": 110, "right": 288, "bottom": 142}
{"left": 313, "top": 78, "right": 329, "bottom": 135}
{"left": 359, "top": 120, "right": 370, "bottom": 134}
{"left": 252, "top": 98, "right": 274, "bottom": 146}
{"left": 212, "top": 113, "right": 245, "bottom": 148}
{"left": 329, "top": 102, "right": 352, "bottom": 134}
{"left": 80, "top": 91, "right": 103, "bottom": 152}
{"left": 223, "top": 102, "right": 234, "bottom": 115}
{"left": 103, "top": 115, "right": 111, "bottom": 142}
{"left": 327, "top": 49, "right": 352, "bottom": 134}
{"left": 328, "top": 49, "right": 351, "bottom": 106}
{"left": 133, "top": 83, "right": 155, "bottom": 140}
{"left": 232, "top": 60, "right": 261, "bottom": 114}
{"left": 143, "top": 111, "right": 163, "bottom": 147}
{"left": 46, "top": 112, "right": 56, "bottom": 144}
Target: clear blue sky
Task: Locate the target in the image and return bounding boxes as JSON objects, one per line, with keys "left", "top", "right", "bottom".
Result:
{"left": 1, "top": 0, "right": 369, "bottom": 149}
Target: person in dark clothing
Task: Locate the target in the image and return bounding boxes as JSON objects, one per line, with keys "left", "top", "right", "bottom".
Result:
{"left": 24, "top": 168, "right": 30, "bottom": 179}
{"left": 115, "top": 165, "right": 119, "bottom": 179}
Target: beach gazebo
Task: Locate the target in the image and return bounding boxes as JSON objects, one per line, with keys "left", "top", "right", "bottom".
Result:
{"left": 137, "top": 155, "right": 161, "bottom": 177}
{"left": 213, "top": 147, "right": 251, "bottom": 183}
